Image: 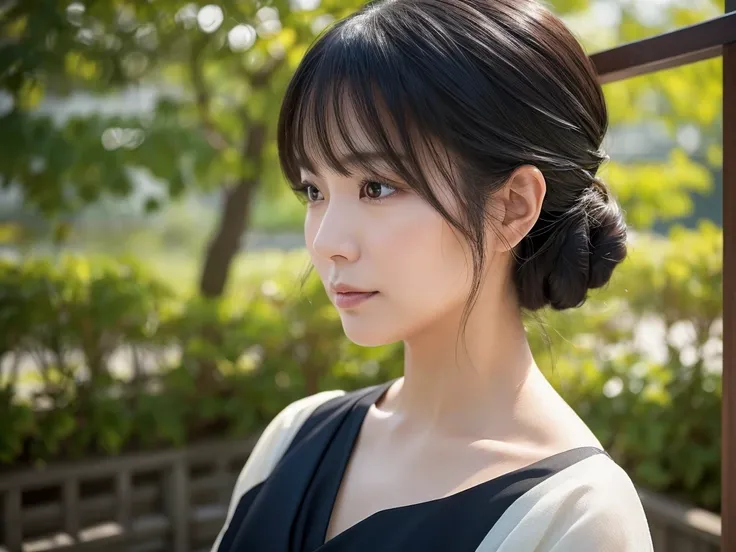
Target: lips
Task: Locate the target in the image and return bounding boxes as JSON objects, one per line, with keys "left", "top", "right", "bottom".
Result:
{"left": 333, "top": 290, "right": 379, "bottom": 309}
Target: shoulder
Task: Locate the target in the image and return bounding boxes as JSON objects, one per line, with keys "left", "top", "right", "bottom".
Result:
{"left": 238, "top": 389, "right": 348, "bottom": 488}
{"left": 477, "top": 451, "right": 654, "bottom": 551}
{"left": 235, "top": 381, "right": 387, "bottom": 491}
{"left": 270, "top": 389, "right": 349, "bottom": 433}
{"left": 212, "top": 388, "right": 347, "bottom": 551}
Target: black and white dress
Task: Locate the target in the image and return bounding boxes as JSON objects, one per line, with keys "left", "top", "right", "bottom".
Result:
{"left": 212, "top": 379, "right": 653, "bottom": 551}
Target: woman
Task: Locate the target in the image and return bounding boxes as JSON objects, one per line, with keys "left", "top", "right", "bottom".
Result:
{"left": 213, "top": 0, "right": 654, "bottom": 550}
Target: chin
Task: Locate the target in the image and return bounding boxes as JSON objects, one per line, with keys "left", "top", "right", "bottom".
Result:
{"left": 339, "top": 317, "right": 404, "bottom": 347}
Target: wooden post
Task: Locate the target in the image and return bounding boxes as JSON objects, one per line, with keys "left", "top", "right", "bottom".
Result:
{"left": 116, "top": 470, "right": 132, "bottom": 535}
{"left": 166, "top": 457, "right": 190, "bottom": 552}
{"left": 3, "top": 489, "right": 22, "bottom": 551}
{"left": 723, "top": 1, "right": 735, "bottom": 550}
{"left": 216, "top": 457, "right": 231, "bottom": 505}
{"left": 63, "top": 479, "right": 80, "bottom": 541}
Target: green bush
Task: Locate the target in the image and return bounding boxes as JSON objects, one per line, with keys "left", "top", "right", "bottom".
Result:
{"left": 0, "top": 255, "right": 174, "bottom": 462}
{"left": 0, "top": 223, "right": 722, "bottom": 513}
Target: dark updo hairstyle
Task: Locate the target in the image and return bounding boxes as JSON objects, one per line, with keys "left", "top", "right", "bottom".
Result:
{"left": 277, "top": 0, "right": 627, "bottom": 315}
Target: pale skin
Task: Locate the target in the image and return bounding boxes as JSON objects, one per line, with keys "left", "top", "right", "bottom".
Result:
{"left": 299, "top": 112, "right": 603, "bottom": 543}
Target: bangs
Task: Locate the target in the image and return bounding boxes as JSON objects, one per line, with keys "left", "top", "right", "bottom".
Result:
{"left": 277, "top": 17, "right": 456, "bottom": 196}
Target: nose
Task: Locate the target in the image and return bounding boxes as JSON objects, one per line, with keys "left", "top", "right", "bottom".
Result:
{"left": 310, "top": 200, "right": 360, "bottom": 263}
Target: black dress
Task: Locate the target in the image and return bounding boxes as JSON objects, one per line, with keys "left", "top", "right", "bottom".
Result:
{"left": 215, "top": 379, "right": 609, "bottom": 551}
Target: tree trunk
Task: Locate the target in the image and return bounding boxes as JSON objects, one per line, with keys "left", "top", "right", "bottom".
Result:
{"left": 199, "top": 124, "right": 266, "bottom": 298}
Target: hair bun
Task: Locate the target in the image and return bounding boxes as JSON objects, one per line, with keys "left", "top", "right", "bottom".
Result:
{"left": 514, "top": 182, "right": 627, "bottom": 311}
{"left": 586, "top": 186, "right": 627, "bottom": 289}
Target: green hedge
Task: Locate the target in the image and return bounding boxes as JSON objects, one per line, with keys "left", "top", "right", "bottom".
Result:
{"left": 0, "top": 222, "right": 722, "bottom": 513}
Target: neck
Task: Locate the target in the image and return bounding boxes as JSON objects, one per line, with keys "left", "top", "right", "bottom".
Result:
{"left": 386, "top": 277, "right": 540, "bottom": 439}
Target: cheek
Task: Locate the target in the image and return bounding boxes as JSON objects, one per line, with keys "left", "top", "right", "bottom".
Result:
{"left": 304, "top": 202, "right": 322, "bottom": 237}
{"left": 304, "top": 210, "right": 317, "bottom": 256}
{"left": 377, "top": 200, "right": 472, "bottom": 317}
{"left": 303, "top": 197, "right": 473, "bottom": 346}
{"left": 304, "top": 209, "right": 326, "bottom": 274}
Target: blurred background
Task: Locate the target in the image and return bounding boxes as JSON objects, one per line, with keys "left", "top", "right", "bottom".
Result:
{"left": 0, "top": 0, "right": 727, "bottom": 551}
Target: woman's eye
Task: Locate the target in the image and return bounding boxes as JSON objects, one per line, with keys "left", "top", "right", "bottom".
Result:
{"left": 306, "top": 185, "right": 323, "bottom": 202}
{"left": 361, "top": 180, "right": 397, "bottom": 201}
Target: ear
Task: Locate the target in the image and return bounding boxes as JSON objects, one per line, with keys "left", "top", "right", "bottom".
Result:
{"left": 491, "top": 165, "right": 546, "bottom": 252}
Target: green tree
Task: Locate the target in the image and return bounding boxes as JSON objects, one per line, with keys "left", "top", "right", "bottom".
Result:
{"left": 0, "top": 0, "right": 362, "bottom": 297}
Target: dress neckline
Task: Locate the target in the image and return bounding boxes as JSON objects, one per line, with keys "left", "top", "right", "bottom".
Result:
{"left": 318, "top": 378, "right": 606, "bottom": 547}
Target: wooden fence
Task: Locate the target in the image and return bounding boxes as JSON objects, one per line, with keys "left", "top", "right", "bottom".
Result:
{"left": 0, "top": 437, "right": 722, "bottom": 552}
{"left": 0, "top": 438, "right": 255, "bottom": 552}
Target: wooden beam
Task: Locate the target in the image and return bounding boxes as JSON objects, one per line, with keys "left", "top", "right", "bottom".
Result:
{"left": 0, "top": 436, "right": 256, "bottom": 491}
{"left": 723, "top": 3, "right": 735, "bottom": 552}
{"left": 591, "top": 11, "right": 736, "bottom": 84}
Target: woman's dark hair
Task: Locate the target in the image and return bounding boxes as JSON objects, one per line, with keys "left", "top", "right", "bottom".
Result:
{"left": 277, "top": 0, "right": 627, "bottom": 316}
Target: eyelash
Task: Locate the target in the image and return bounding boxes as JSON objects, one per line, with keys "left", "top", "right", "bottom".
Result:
{"left": 294, "top": 179, "right": 399, "bottom": 205}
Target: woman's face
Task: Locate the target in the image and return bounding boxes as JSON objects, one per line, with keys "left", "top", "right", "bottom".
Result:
{"left": 301, "top": 117, "right": 490, "bottom": 347}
